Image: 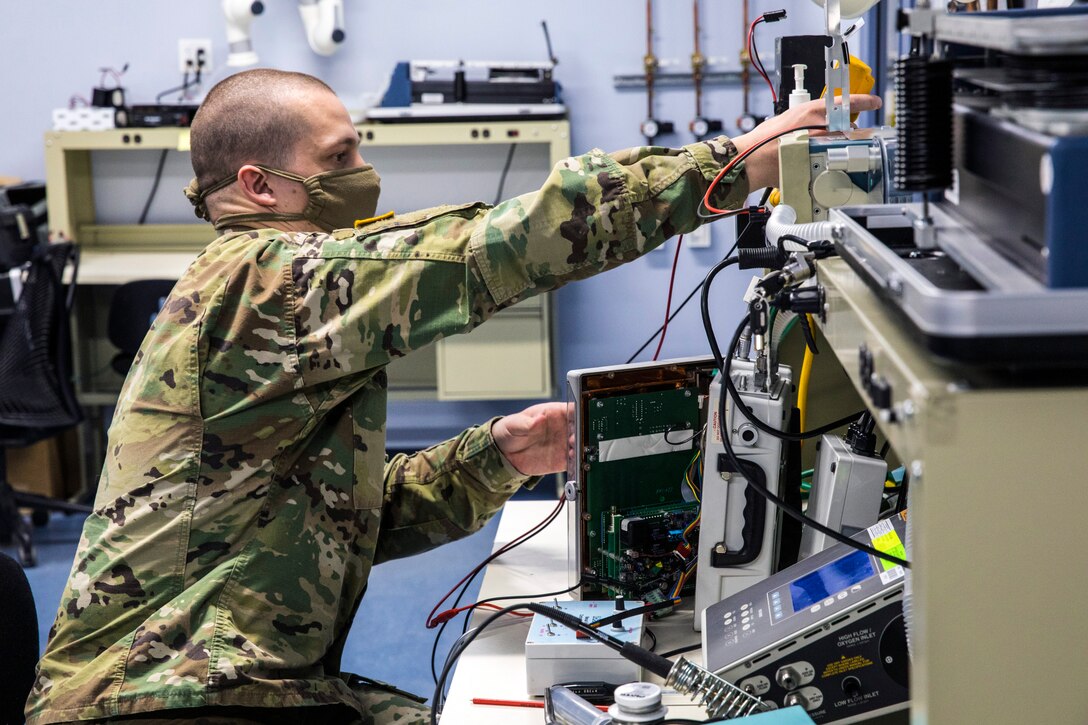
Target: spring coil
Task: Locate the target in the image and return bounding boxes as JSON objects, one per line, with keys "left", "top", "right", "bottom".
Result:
{"left": 894, "top": 56, "right": 954, "bottom": 192}
{"left": 665, "top": 658, "right": 768, "bottom": 719}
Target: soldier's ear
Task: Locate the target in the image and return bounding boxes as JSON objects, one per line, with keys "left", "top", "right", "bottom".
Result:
{"left": 237, "top": 165, "right": 278, "bottom": 207}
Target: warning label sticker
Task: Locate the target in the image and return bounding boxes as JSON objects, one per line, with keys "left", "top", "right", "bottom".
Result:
{"left": 822, "top": 654, "right": 875, "bottom": 679}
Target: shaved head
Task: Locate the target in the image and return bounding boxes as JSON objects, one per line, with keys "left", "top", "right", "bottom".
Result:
{"left": 190, "top": 69, "right": 334, "bottom": 190}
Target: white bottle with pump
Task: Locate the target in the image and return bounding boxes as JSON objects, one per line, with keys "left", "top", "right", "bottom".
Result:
{"left": 789, "top": 64, "right": 811, "bottom": 109}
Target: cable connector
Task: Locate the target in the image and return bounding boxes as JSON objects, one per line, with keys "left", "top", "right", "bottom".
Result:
{"left": 806, "top": 239, "right": 837, "bottom": 259}
{"left": 736, "top": 206, "right": 771, "bottom": 250}
{"left": 780, "top": 252, "right": 817, "bottom": 287}
{"left": 775, "top": 285, "right": 825, "bottom": 316}
{"left": 737, "top": 245, "right": 788, "bottom": 270}
{"left": 747, "top": 297, "right": 771, "bottom": 353}
{"left": 844, "top": 412, "right": 878, "bottom": 456}
{"left": 763, "top": 9, "right": 788, "bottom": 22}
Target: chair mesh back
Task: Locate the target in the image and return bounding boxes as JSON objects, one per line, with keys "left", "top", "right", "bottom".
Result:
{"left": 107, "top": 279, "right": 177, "bottom": 355}
{"left": 0, "top": 243, "right": 82, "bottom": 431}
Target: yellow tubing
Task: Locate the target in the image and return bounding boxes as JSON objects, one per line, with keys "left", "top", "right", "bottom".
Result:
{"left": 797, "top": 314, "right": 816, "bottom": 435}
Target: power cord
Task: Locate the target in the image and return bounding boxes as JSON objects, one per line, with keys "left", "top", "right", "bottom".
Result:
{"left": 747, "top": 10, "right": 788, "bottom": 103}
{"left": 432, "top": 598, "right": 672, "bottom": 721}
{"left": 493, "top": 143, "right": 517, "bottom": 205}
{"left": 427, "top": 496, "right": 566, "bottom": 683}
{"left": 700, "top": 257, "right": 860, "bottom": 443}
{"left": 659, "top": 641, "right": 700, "bottom": 658}
{"left": 458, "top": 580, "right": 582, "bottom": 635}
{"left": 138, "top": 149, "right": 169, "bottom": 225}
{"left": 701, "top": 124, "right": 826, "bottom": 216}
{"left": 155, "top": 49, "right": 207, "bottom": 103}
{"left": 432, "top": 607, "right": 526, "bottom": 721}
{"left": 629, "top": 138, "right": 785, "bottom": 364}
{"left": 625, "top": 241, "right": 738, "bottom": 364}
{"left": 651, "top": 234, "right": 684, "bottom": 361}
{"left": 701, "top": 284, "right": 910, "bottom": 569}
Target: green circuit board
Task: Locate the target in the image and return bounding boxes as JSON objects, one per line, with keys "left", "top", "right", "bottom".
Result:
{"left": 582, "top": 386, "right": 703, "bottom": 598}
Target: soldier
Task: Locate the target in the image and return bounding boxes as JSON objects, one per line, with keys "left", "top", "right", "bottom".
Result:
{"left": 27, "top": 69, "right": 879, "bottom": 725}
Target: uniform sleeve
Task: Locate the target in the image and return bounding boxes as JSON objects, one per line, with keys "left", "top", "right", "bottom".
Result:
{"left": 291, "top": 137, "right": 748, "bottom": 390}
{"left": 471, "top": 136, "right": 748, "bottom": 307}
{"left": 372, "top": 418, "right": 537, "bottom": 563}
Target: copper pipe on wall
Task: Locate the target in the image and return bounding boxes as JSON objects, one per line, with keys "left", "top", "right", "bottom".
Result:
{"left": 645, "top": 0, "right": 657, "bottom": 122}
{"left": 692, "top": 0, "right": 705, "bottom": 118}
{"left": 741, "top": 0, "right": 751, "bottom": 115}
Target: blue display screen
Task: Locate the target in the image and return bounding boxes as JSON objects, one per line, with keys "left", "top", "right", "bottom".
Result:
{"left": 790, "top": 549, "right": 875, "bottom": 613}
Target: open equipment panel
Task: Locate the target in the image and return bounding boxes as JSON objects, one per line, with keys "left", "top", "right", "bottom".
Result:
{"left": 565, "top": 357, "right": 720, "bottom": 606}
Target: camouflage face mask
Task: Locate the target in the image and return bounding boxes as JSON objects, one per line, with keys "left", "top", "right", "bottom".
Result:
{"left": 184, "top": 164, "right": 381, "bottom": 233}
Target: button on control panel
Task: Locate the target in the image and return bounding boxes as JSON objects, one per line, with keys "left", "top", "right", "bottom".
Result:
{"left": 719, "top": 600, "right": 759, "bottom": 644}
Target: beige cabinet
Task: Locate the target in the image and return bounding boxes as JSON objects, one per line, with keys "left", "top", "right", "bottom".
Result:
{"left": 437, "top": 296, "right": 552, "bottom": 400}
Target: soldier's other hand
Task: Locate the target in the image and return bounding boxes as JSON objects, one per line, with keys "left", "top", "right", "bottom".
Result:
{"left": 492, "top": 402, "right": 571, "bottom": 476}
{"left": 732, "top": 94, "right": 882, "bottom": 189}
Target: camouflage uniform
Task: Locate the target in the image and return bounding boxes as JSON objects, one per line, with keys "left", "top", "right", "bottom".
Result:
{"left": 27, "top": 139, "right": 748, "bottom": 724}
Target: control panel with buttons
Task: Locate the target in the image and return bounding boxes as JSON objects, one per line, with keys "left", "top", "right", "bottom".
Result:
{"left": 702, "top": 515, "right": 910, "bottom": 722}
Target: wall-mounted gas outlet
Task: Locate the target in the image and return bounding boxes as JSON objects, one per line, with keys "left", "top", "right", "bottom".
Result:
{"left": 686, "top": 223, "right": 712, "bottom": 248}
{"left": 178, "top": 39, "right": 213, "bottom": 74}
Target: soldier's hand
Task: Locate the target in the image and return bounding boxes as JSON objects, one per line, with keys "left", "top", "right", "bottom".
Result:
{"left": 492, "top": 402, "right": 571, "bottom": 476}
{"left": 732, "top": 94, "right": 882, "bottom": 189}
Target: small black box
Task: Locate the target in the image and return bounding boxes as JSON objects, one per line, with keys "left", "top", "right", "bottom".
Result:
{"left": 620, "top": 517, "right": 670, "bottom": 556}
{"left": 92, "top": 86, "right": 126, "bottom": 109}
{"left": 127, "top": 104, "right": 201, "bottom": 128}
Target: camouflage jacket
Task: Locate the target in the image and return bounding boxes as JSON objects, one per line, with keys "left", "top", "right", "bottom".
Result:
{"left": 27, "top": 139, "right": 748, "bottom": 723}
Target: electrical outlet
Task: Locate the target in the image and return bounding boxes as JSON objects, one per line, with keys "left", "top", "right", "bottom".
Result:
{"left": 687, "top": 224, "right": 712, "bottom": 248}
{"left": 178, "top": 39, "right": 213, "bottom": 74}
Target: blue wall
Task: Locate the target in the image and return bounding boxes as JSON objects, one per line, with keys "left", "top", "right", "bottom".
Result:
{"left": 1, "top": 1, "right": 876, "bottom": 448}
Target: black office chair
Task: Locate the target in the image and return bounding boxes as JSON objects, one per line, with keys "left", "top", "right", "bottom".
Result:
{"left": 106, "top": 279, "right": 176, "bottom": 375}
{"left": 0, "top": 242, "right": 89, "bottom": 567}
{"left": 0, "top": 551, "right": 38, "bottom": 724}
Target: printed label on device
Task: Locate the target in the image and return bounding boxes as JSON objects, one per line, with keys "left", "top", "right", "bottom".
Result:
{"left": 867, "top": 518, "right": 907, "bottom": 573}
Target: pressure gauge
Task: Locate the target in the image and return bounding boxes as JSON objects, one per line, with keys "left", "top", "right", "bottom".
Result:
{"left": 640, "top": 118, "right": 674, "bottom": 142}
{"left": 736, "top": 113, "right": 765, "bottom": 134}
{"left": 690, "top": 117, "right": 724, "bottom": 138}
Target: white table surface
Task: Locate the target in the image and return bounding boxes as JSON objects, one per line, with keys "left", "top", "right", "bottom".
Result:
{"left": 439, "top": 499, "right": 709, "bottom": 724}
{"left": 77, "top": 250, "right": 194, "bottom": 284}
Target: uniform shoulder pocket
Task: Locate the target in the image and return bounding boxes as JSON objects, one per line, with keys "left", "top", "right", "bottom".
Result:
{"left": 356, "top": 202, "right": 486, "bottom": 236}
{"left": 353, "top": 202, "right": 488, "bottom": 260}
